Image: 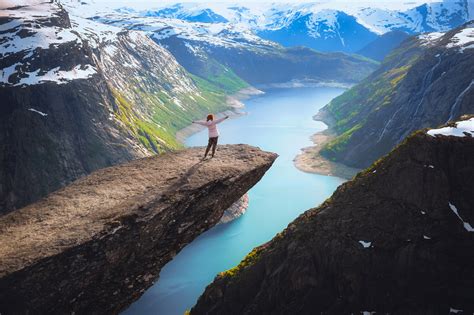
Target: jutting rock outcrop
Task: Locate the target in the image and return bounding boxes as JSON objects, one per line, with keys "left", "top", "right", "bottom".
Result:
{"left": 192, "top": 119, "right": 474, "bottom": 315}
{"left": 0, "top": 145, "right": 277, "bottom": 315}
{"left": 0, "top": 1, "right": 230, "bottom": 213}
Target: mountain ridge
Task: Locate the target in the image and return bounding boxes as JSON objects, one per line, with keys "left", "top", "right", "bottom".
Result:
{"left": 356, "top": 30, "right": 411, "bottom": 61}
{"left": 87, "top": 12, "right": 378, "bottom": 86}
{"left": 88, "top": 0, "right": 474, "bottom": 53}
{"left": 319, "top": 21, "right": 474, "bottom": 169}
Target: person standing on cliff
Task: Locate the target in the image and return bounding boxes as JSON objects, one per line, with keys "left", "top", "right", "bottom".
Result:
{"left": 192, "top": 114, "right": 229, "bottom": 159}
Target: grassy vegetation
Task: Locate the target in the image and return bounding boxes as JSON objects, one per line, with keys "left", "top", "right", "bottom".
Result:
{"left": 326, "top": 61, "right": 412, "bottom": 135}
{"left": 320, "top": 41, "right": 423, "bottom": 160}
{"left": 112, "top": 88, "right": 181, "bottom": 153}
{"left": 219, "top": 247, "right": 262, "bottom": 279}
{"left": 190, "top": 56, "right": 249, "bottom": 94}
{"left": 201, "top": 64, "right": 248, "bottom": 94}
{"left": 110, "top": 65, "right": 248, "bottom": 155}
{"left": 321, "top": 123, "right": 363, "bottom": 159}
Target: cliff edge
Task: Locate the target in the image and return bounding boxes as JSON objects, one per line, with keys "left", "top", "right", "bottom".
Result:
{"left": 192, "top": 120, "right": 474, "bottom": 314}
{"left": 0, "top": 144, "right": 277, "bottom": 314}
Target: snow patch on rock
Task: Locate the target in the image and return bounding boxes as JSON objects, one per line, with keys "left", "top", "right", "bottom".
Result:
{"left": 418, "top": 32, "right": 444, "bottom": 46}
{"left": 446, "top": 26, "right": 474, "bottom": 51}
{"left": 427, "top": 118, "right": 474, "bottom": 138}
{"left": 15, "top": 65, "right": 96, "bottom": 86}
{"left": 359, "top": 240, "right": 371, "bottom": 248}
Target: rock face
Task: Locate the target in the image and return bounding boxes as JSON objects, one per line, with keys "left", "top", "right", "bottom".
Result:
{"left": 0, "top": 2, "right": 230, "bottom": 213}
{"left": 192, "top": 127, "right": 474, "bottom": 314}
{"left": 320, "top": 22, "right": 474, "bottom": 169}
{"left": 0, "top": 144, "right": 277, "bottom": 315}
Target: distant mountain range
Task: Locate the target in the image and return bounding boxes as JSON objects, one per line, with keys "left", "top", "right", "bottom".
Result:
{"left": 88, "top": 13, "right": 377, "bottom": 87}
{"left": 87, "top": 0, "right": 474, "bottom": 54}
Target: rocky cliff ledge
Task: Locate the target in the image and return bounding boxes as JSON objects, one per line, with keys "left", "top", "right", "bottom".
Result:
{"left": 192, "top": 124, "right": 474, "bottom": 314}
{"left": 0, "top": 144, "right": 276, "bottom": 315}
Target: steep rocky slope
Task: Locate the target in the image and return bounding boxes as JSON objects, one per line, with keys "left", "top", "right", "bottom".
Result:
{"left": 192, "top": 118, "right": 474, "bottom": 314}
{"left": 320, "top": 22, "right": 474, "bottom": 169}
{"left": 0, "top": 144, "right": 277, "bottom": 315}
{"left": 84, "top": 13, "right": 378, "bottom": 86}
{"left": 0, "top": 1, "right": 230, "bottom": 213}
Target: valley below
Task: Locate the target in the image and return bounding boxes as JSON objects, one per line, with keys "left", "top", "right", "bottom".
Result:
{"left": 122, "top": 86, "right": 347, "bottom": 314}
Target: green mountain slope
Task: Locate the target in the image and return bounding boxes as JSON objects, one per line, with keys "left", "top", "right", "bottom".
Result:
{"left": 319, "top": 22, "right": 474, "bottom": 168}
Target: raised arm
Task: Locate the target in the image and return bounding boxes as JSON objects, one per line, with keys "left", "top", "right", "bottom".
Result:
{"left": 214, "top": 116, "right": 229, "bottom": 124}
{"left": 192, "top": 120, "right": 208, "bottom": 126}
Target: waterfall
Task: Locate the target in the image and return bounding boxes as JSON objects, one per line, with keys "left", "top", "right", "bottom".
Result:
{"left": 378, "top": 54, "right": 443, "bottom": 143}
{"left": 447, "top": 79, "right": 474, "bottom": 122}
{"left": 412, "top": 54, "right": 443, "bottom": 118}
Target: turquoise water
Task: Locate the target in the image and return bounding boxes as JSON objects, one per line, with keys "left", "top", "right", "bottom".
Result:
{"left": 123, "top": 87, "right": 346, "bottom": 315}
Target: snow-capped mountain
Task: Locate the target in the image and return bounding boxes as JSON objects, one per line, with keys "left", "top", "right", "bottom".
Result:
{"left": 258, "top": 9, "right": 379, "bottom": 52}
{"left": 86, "top": 10, "right": 378, "bottom": 87}
{"left": 90, "top": 14, "right": 276, "bottom": 51}
{"left": 141, "top": 4, "right": 229, "bottom": 24}
{"left": 85, "top": 0, "right": 473, "bottom": 53}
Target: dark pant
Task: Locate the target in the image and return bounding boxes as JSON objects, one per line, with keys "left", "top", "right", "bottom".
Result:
{"left": 205, "top": 137, "right": 218, "bottom": 157}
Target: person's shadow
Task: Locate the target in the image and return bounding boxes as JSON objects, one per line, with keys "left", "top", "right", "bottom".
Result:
{"left": 160, "top": 159, "right": 209, "bottom": 202}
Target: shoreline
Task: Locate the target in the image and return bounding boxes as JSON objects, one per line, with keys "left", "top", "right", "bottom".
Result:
{"left": 293, "top": 109, "right": 361, "bottom": 180}
{"left": 175, "top": 86, "right": 264, "bottom": 144}
{"left": 255, "top": 80, "right": 355, "bottom": 90}
{"left": 176, "top": 81, "right": 354, "bottom": 144}
{"left": 177, "top": 83, "right": 360, "bottom": 180}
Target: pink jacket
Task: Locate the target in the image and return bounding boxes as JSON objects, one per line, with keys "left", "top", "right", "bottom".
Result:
{"left": 194, "top": 117, "right": 227, "bottom": 138}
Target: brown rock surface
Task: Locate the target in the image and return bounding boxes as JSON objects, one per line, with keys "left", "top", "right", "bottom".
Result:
{"left": 0, "top": 144, "right": 277, "bottom": 315}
